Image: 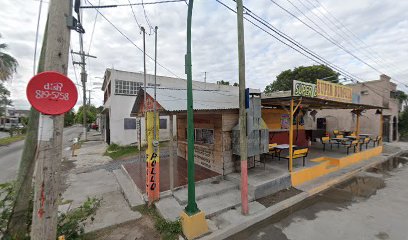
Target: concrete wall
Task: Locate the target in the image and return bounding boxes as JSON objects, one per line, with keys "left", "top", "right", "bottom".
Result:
{"left": 101, "top": 69, "right": 240, "bottom": 145}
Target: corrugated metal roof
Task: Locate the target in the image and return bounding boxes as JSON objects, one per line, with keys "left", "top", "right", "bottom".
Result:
{"left": 148, "top": 88, "right": 239, "bottom": 111}
{"left": 131, "top": 88, "right": 240, "bottom": 115}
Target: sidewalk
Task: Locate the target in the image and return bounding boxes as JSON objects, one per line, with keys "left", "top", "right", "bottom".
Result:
{"left": 59, "top": 130, "right": 142, "bottom": 234}
{"left": 131, "top": 142, "right": 408, "bottom": 240}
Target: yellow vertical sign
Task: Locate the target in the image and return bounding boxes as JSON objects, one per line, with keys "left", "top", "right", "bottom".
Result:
{"left": 146, "top": 112, "right": 160, "bottom": 204}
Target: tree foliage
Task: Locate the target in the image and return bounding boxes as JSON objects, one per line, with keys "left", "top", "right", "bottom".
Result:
{"left": 0, "top": 34, "right": 18, "bottom": 81}
{"left": 216, "top": 80, "right": 230, "bottom": 85}
{"left": 395, "top": 90, "right": 408, "bottom": 109}
{"left": 64, "top": 109, "right": 75, "bottom": 127}
{"left": 264, "top": 65, "right": 340, "bottom": 93}
{"left": 0, "top": 83, "right": 12, "bottom": 116}
{"left": 75, "top": 105, "right": 99, "bottom": 124}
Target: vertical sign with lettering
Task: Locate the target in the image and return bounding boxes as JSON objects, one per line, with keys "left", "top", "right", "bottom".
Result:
{"left": 145, "top": 112, "right": 160, "bottom": 204}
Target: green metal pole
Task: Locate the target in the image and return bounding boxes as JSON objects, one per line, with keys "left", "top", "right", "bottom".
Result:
{"left": 185, "top": 0, "right": 199, "bottom": 215}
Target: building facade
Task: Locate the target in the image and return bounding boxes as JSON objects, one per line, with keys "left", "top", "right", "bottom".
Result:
{"left": 316, "top": 74, "right": 400, "bottom": 142}
{"left": 101, "top": 68, "right": 239, "bottom": 145}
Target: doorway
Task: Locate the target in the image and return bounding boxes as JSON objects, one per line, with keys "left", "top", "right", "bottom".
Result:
{"left": 383, "top": 115, "right": 390, "bottom": 142}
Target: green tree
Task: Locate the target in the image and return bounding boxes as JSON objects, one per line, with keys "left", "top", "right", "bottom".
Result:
{"left": 395, "top": 90, "right": 408, "bottom": 109}
{"left": 64, "top": 109, "right": 75, "bottom": 127}
{"left": 0, "top": 34, "right": 18, "bottom": 81}
{"left": 399, "top": 107, "right": 408, "bottom": 140}
{"left": 264, "top": 65, "right": 340, "bottom": 93}
{"left": 0, "top": 83, "right": 12, "bottom": 116}
{"left": 217, "top": 80, "right": 230, "bottom": 85}
{"left": 75, "top": 105, "right": 98, "bottom": 124}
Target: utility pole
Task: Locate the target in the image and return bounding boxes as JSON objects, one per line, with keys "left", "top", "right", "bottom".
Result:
{"left": 142, "top": 27, "right": 147, "bottom": 145}
{"left": 180, "top": 1, "right": 208, "bottom": 239}
{"left": 88, "top": 89, "right": 92, "bottom": 106}
{"left": 79, "top": 29, "right": 88, "bottom": 140}
{"left": 236, "top": 0, "right": 249, "bottom": 215}
{"left": 204, "top": 71, "right": 207, "bottom": 89}
{"left": 31, "top": 0, "right": 71, "bottom": 238}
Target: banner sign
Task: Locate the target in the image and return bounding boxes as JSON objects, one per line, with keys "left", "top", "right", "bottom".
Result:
{"left": 292, "top": 80, "right": 317, "bottom": 97}
{"left": 316, "top": 79, "right": 352, "bottom": 103}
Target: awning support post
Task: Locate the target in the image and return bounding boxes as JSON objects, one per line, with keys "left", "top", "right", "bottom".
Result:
{"left": 289, "top": 98, "right": 294, "bottom": 172}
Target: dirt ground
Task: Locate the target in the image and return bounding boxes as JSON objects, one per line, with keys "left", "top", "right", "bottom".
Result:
{"left": 86, "top": 215, "right": 161, "bottom": 240}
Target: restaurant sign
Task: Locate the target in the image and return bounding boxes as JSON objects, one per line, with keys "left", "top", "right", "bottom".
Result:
{"left": 292, "top": 80, "right": 317, "bottom": 97}
{"left": 316, "top": 79, "right": 352, "bottom": 103}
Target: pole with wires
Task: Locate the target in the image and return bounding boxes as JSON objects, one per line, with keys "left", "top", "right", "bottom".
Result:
{"left": 236, "top": 0, "right": 249, "bottom": 215}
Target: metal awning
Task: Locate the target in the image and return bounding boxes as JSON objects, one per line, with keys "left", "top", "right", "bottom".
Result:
{"left": 261, "top": 96, "right": 386, "bottom": 110}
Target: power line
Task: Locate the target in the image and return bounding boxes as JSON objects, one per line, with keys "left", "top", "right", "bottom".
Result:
{"left": 292, "top": 0, "right": 406, "bottom": 83}
{"left": 127, "top": 0, "right": 142, "bottom": 29}
{"left": 80, "top": 0, "right": 186, "bottom": 9}
{"left": 310, "top": 0, "right": 408, "bottom": 76}
{"left": 269, "top": 0, "right": 386, "bottom": 76}
{"left": 270, "top": 0, "right": 408, "bottom": 89}
{"left": 217, "top": 0, "right": 393, "bottom": 100}
{"left": 141, "top": 0, "right": 154, "bottom": 34}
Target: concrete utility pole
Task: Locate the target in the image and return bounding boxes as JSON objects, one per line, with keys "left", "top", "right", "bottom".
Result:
{"left": 142, "top": 26, "right": 147, "bottom": 145}
{"left": 31, "top": 0, "right": 71, "bottom": 238}
{"left": 79, "top": 29, "right": 88, "bottom": 140}
{"left": 236, "top": 0, "right": 249, "bottom": 215}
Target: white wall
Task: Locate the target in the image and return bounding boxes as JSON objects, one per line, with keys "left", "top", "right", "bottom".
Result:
{"left": 102, "top": 69, "right": 223, "bottom": 145}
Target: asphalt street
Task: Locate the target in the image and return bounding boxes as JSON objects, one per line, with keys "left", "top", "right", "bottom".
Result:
{"left": 0, "top": 125, "right": 83, "bottom": 183}
{"left": 230, "top": 162, "right": 408, "bottom": 240}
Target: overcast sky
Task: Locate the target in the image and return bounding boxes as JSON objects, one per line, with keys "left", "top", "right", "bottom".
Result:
{"left": 1, "top": 0, "right": 407, "bottom": 110}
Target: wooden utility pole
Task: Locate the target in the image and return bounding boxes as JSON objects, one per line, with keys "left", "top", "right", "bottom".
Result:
{"left": 236, "top": 0, "right": 248, "bottom": 215}
{"left": 31, "top": 0, "right": 71, "bottom": 239}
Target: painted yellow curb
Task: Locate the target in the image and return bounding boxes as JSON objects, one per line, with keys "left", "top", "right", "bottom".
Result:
{"left": 180, "top": 211, "right": 209, "bottom": 240}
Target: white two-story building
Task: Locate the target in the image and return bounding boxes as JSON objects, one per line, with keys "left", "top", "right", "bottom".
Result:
{"left": 101, "top": 68, "right": 239, "bottom": 145}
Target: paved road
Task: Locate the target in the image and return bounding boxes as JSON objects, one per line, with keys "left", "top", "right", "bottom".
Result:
{"left": 0, "top": 126, "right": 83, "bottom": 183}
{"left": 232, "top": 163, "right": 408, "bottom": 240}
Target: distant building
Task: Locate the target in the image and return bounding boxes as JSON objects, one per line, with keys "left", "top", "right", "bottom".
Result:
{"left": 100, "top": 68, "right": 239, "bottom": 145}
{"left": 316, "top": 74, "right": 400, "bottom": 142}
{"left": 8, "top": 109, "right": 30, "bottom": 117}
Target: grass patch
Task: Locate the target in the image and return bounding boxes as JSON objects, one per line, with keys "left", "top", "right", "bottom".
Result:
{"left": 0, "top": 134, "right": 25, "bottom": 146}
{"left": 105, "top": 143, "right": 140, "bottom": 160}
{"left": 136, "top": 205, "right": 182, "bottom": 240}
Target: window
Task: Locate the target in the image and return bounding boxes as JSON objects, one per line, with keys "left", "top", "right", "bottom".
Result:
{"left": 194, "top": 128, "right": 214, "bottom": 144}
{"left": 159, "top": 119, "right": 167, "bottom": 129}
{"left": 124, "top": 118, "right": 136, "bottom": 129}
{"left": 115, "top": 80, "right": 142, "bottom": 95}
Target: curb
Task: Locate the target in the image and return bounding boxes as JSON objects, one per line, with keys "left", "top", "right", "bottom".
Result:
{"left": 200, "top": 149, "right": 405, "bottom": 240}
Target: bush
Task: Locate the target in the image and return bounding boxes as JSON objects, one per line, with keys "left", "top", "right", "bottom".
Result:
{"left": 57, "top": 197, "right": 101, "bottom": 240}
{"left": 0, "top": 182, "right": 15, "bottom": 236}
{"left": 0, "top": 182, "right": 101, "bottom": 240}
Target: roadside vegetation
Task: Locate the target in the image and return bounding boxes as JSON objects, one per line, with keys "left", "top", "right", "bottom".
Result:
{"left": 0, "top": 134, "right": 25, "bottom": 146}
{"left": 136, "top": 205, "right": 182, "bottom": 240}
{"left": 105, "top": 143, "right": 140, "bottom": 160}
{"left": 0, "top": 181, "right": 101, "bottom": 240}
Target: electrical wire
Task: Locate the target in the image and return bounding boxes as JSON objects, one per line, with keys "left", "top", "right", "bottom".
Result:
{"left": 269, "top": 0, "right": 385, "bottom": 76}
{"left": 127, "top": 0, "right": 142, "bottom": 29}
{"left": 310, "top": 0, "right": 408, "bottom": 76}
{"left": 141, "top": 0, "right": 154, "bottom": 34}
{"left": 270, "top": 0, "right": 408, "bottom": 88}
{"left": 33, "top": 0, "right": 43, "bottom": 75}
{"left": 217, "top": 0, "right": 395, "bottom": 101}
{"left": 80, "top": 0, "right": 186, "bottom": 9}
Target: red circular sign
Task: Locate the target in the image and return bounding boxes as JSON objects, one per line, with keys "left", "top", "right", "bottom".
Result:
{"left": 26, "top": 71, "right": 78, "bottom": 115}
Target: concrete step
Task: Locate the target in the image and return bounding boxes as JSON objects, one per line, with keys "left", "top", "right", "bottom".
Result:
{"left": 113, "top": 167, "right": 145, "bottom": 209}
{"left": 194, "top": 189, "right": 252, "bottom": 218}
{"left": 173, "top": 179, "right": 238, "bottom": 205}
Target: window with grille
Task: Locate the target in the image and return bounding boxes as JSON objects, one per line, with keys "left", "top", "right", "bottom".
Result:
{"left": 115, "top": 80, "right": 142, "bottom": 95}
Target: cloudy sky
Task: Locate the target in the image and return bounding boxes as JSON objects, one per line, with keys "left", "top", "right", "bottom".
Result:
{"left": 1, "top": 0, "right": 407, "bottom": 110}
